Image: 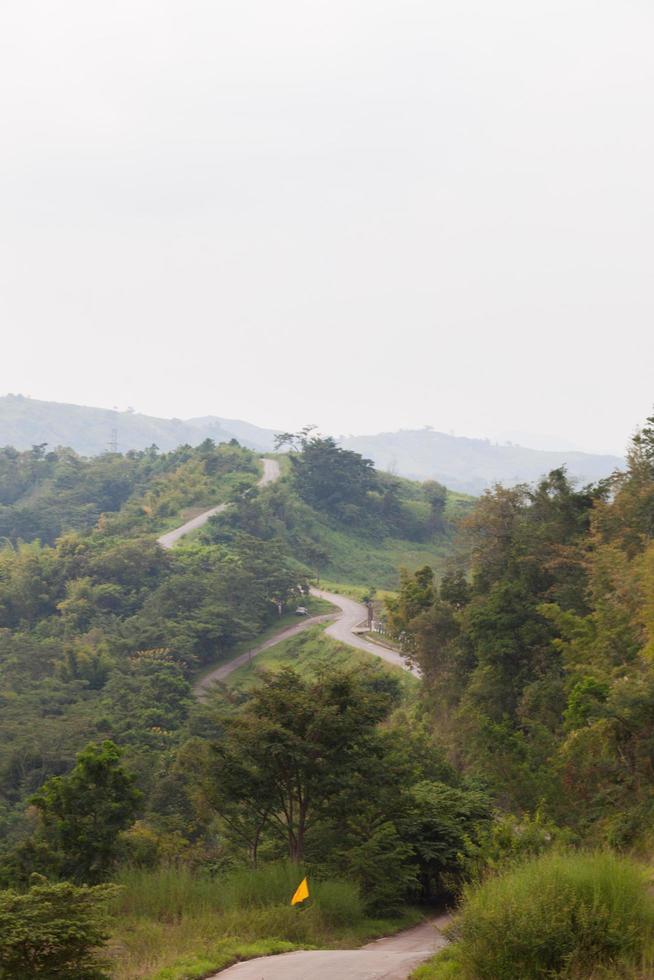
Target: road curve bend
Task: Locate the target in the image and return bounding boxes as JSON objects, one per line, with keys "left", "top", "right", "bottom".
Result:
{"left": 211, "top": 916, "right": 449, "bottom": 980}
{"left": 157, "top": 458, "right": 280, "bottom": 550}
{"left": 311, "top": 587, "right": 417, "bottom": 676}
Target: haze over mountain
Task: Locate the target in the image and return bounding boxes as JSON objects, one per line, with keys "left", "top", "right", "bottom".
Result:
{"left": 0, "top": 394, "right": 622, "bottom": 495}
{"left": 339, "top": 430, "right": 622, "bottom": 496}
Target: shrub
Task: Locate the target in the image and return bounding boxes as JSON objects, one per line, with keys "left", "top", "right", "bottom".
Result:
{"left": 461, "top": 809, "right": 574, "bottom": 883}
{"left": 434, "top": 851, "right": 654, "bottom": 979}
{"left": 335, "top": 820, "right": 418, "bottom": 915}
{"left": 0, "top": 880, "right": 118, "bottom": 979}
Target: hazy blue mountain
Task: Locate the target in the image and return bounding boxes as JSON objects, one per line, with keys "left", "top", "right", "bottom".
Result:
{"left": 0, "top": 395, "right": 622, "bottom": 493}
{"left": 340, "top": 429, "right": 622, "bottom": 495}
{"left": 0, "top": 394, "right": 278, "bottom": 455}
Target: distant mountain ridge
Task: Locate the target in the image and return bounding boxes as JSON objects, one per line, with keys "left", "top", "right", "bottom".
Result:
{"left": 339, "top": 429, "right": 622, "bottom": 496}
{"left": 0, "top": 395, "right": 623, "bottom": 494}
{"left": 0, "top": 394, "right": 280, "bottom": 455}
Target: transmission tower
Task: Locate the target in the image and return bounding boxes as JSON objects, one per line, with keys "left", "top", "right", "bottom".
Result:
{"left": 108, "top": 428, "right": 119, "bottom": 453}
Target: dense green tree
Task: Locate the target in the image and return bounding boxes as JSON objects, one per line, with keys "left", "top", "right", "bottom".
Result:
{"left": 198, "top": 667, "right": 393, "bottom": 862}
{"left": 282, "top": 432, "right": 376, "bottom": 517}
{"left": 0, "top": 880, "right": 117, "bottom": 979}
{"left": 29, "top": 741, "right": 141, "bottom": 882}
{"left": 423, "top": 480, "right": 448, "bottom": 534}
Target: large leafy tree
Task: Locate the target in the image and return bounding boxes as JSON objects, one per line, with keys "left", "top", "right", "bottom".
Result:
{"left": 279, "top": 430, "right": 376, "bottom": 517}
{"left": 0, "top": 880, "right": 117, "bottom": 980}
{"left": 198, "top": 667, "right": 394, "bottom": 862}
{"left": 29, "top": 741, "right": 141, "bottom": 883}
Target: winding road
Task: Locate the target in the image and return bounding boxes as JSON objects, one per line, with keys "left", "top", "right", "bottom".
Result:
{"left": 157, "top": 457, "right": 281, "bottom": 549}
{"left": 157, "top": 456, "right": 435, "bottom": 978}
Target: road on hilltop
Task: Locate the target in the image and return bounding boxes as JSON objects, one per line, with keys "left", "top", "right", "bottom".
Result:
{"left": 158, "top": 456, "right": 415, "bottom": 688}
{"left": 211, "top": 917, "right": 449, "bottom": 980}
{"left": 157, "top": 457, "right": 280, "bottom": 550}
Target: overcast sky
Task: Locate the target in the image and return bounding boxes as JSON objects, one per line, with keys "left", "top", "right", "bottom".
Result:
{"left": 0, "top": 1, "right": 652, "bottom": 455}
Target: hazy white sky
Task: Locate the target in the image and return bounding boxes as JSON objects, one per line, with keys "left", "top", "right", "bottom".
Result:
{"left": 0, "top": 0, "right": 652, "bottom": 455}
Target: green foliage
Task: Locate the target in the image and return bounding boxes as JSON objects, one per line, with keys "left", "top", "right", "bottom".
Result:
{"left": 460, "top": 809, "right": 575, "bottom": 882}
{"left": 196, "top": 666, "right": 396, "bottom": 863}
{"left": 427, "top": 852, "right": 654, "bottom": 979}
{"left": 0, "top": 441, "right": 259, "bottom": 546}
{"left": 0, "top": 879, "right": 118, "bottom": 979}
{"left": 282, "top": 431, "right": 377, "bottom": 518}
{"left": 205, "top": 442, "right": 466, "bottom": 588}
{"left": 405, "top": 781, "right": 492, "bottom": 901}
{"left": 332, "top": 817, "right": 418, "bottom": 914}
{"left": 111, "top": 861, "right": 362, "bottom": 921}
{"left": 27, "top": 741, "right": 141, "bottom": 883}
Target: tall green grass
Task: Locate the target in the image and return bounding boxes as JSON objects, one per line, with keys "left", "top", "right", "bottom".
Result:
{"left": 416, "top": 851, "right": 654, "bottom": 979}
{"left": 108, "top": 862, "right": 414, "bottom": 979}
{"left": 112, "top": 862, "right": 363, "bottom": 923}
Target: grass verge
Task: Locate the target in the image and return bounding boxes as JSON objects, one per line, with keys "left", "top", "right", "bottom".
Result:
{"left": 412, "top": 851, "right": 654, "bottom": 979}
{"left": 107, "top": 864, "right": 423, "bottom": 979}
{"left": 191, "top": 595, "right": 334, "bottom": 689}
{"left": 224, "top": 624, "right": 418, "bottom": 694}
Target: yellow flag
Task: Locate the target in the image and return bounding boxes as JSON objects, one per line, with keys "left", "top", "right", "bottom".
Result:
{"left": 290, "top": 877, "right": 309, "bottom": 906}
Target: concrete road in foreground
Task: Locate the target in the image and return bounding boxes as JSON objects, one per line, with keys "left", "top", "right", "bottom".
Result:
{"left": 157, "top": 457, "right": 280, "bottom": 550}
{"left": 212, "top": 917, "right": 449, "bottom": 980}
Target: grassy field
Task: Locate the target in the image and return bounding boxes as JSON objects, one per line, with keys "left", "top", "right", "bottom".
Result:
{"left": 107, "top": 864, "right": 423, "bottom": 979}
{"left": 313, "top": 487, "right": 472, "bottom": 591}
{"left": 319, "top": 528, "right": 456, "bottom": 591}
{"left": 224, "top": 624, "right": 419, "bottom": 696}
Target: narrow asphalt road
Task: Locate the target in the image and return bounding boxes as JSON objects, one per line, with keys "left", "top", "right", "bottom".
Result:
{"left": 311, "top": 587, "right": 417, "bottom": 675}
{"left": 157, "top": 457, "right": 280, "bottom": 550}
{"left": 194, "top": 589, "right": 414, "bottom": 696}
{"left": 193, "top": 613, "right": 336, "bottom": 697}
{"left": 212, "top": 917, "right": 449, "bottom": 980}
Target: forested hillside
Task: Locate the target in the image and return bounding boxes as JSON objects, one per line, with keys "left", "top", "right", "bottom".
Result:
{"left": 201, "top": 432, "right": 471, "bottom": 588}
{"left": 389, "top": 413, "right": 654, "bottom": 847}
{"left": 1, "top": 415, "right": 654, "bottom": 979}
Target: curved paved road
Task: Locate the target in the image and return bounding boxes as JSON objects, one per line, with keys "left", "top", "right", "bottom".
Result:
{"left": 194, "top": 589, "right": 414, "bottom": 696}
{"left": 312, "top": 587, "right": 417, "bottom": 675}
{"left": 157, "top": 458, "right": 280, "bottom": 550}
{"left": 213, "top": 917, "right": 449, "bottom": 980}
{"left": 193, "top": 613, "right": 336, "bottom": 697}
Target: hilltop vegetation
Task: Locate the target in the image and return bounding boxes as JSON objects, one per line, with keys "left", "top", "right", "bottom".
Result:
{"left": 203, "top": 431, "right": 470, "bottom": 588}
{"left": 0, "top": 438, "right": 260, "bottom": 546}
